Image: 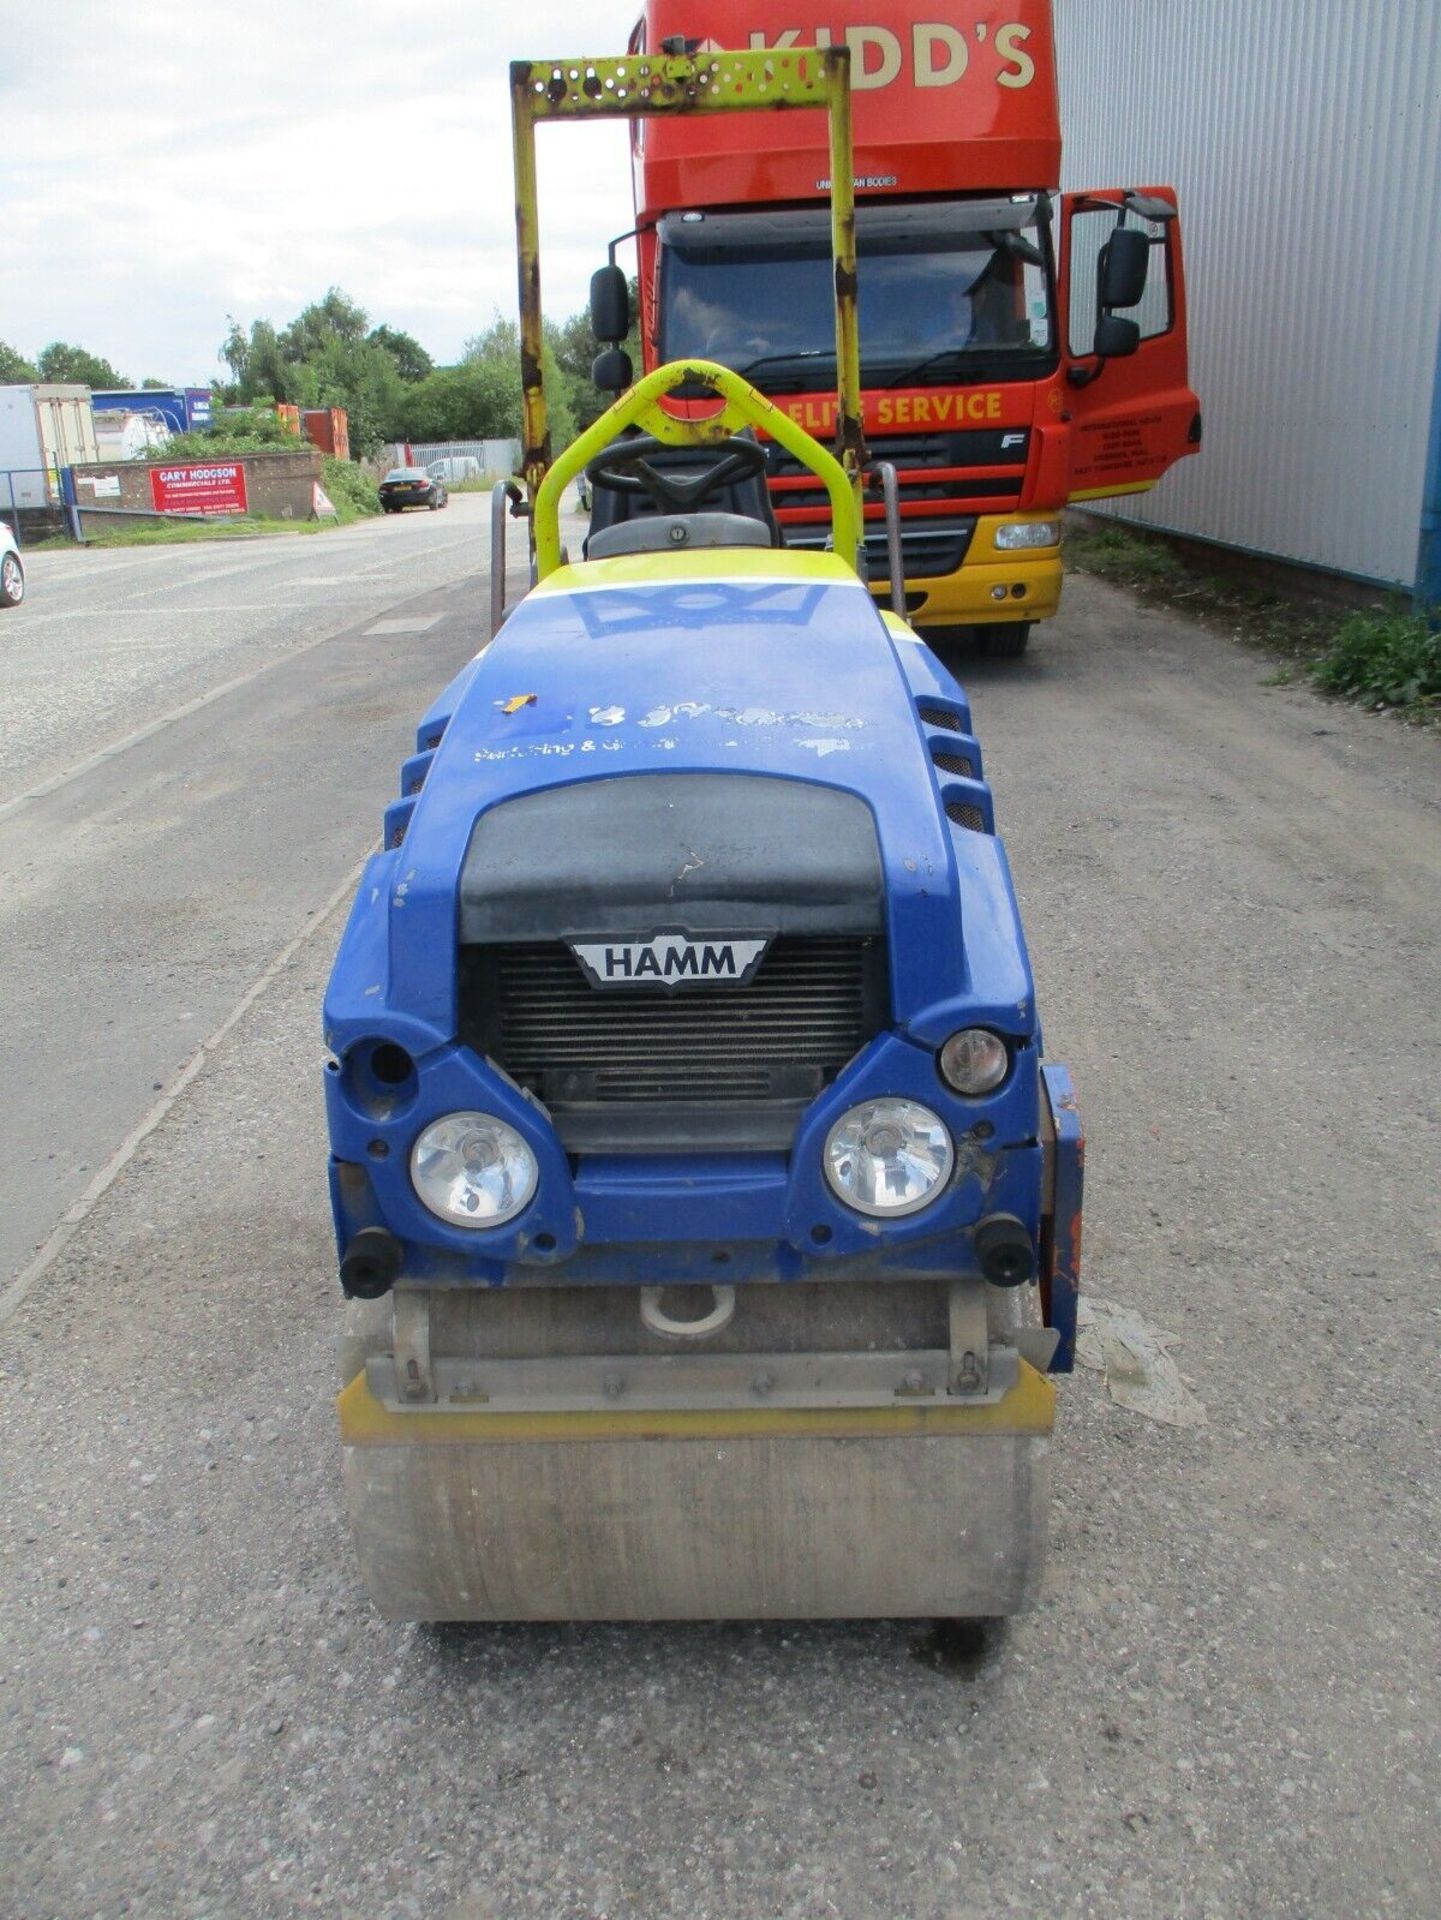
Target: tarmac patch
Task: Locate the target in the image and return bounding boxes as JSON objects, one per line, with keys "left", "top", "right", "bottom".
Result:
{"left": 365, "top": 616, "right": 442, "bottom": 635}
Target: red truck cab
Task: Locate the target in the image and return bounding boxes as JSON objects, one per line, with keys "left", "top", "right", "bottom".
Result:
{"left": 627, "top": 2, "right": 1198, "bottom": 649}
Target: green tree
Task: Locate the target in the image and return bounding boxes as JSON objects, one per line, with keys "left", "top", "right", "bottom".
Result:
{"left": 219, "top": 317, "right": 250, "bottom": 394}
{"left": 550, "top": 278, "right": 641, "bottom": 432}
{"left": 140, "top": 377, "right": 171, "bottom": 390}
{"left": 36, "top": 341, "right": 127, "bottom": 388}
{"left": 219, "top": 292, "right": 407, "bottom": 455}
{"left": 214, "top": 286, "right": 605, "bottom": 461}
{"left": 278, "top": 288, "right": 370, "bottom": 362}
{"left": 0, "top": 340, "right": 38, "bottom": 383}
{"left": 368, "top": 324, "right": 434, "bottom": 384}
{"left": 222, "top": 317, "right": 294, "bottom": 406}
{"left": 447, "top": 315, "right": 576, "bottom": 450}
{"left": 291, "top": 333, "right": 406, "bottom": 459}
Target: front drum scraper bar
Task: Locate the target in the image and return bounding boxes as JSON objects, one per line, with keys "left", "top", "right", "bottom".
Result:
{"left": 510, "top": 47, "right": 863, "bottom": 510}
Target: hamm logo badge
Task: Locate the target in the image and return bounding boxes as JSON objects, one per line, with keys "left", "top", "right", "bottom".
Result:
{"left": 570, "top": 932, "right": 770, "bottom": 991}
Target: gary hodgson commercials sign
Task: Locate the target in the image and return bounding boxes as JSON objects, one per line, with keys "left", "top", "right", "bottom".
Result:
{"left": 150, "top": 462, "right": 248, "bottom": 515}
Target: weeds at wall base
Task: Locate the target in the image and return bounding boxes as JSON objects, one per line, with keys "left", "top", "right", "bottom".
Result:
{"left": 1065, "top": 519, "right": 1440, "bottom": 725}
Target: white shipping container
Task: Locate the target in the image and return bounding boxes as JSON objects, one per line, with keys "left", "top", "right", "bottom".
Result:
{"left": 1054, "top": 0, "right": 1441, "bottom": 588}
{"left": 0, "top": 385, "right": 99, "bottom": 510}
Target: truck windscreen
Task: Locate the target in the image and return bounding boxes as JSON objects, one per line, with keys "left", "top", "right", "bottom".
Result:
{"left": 657, "top": 197, "right": 1054, "bottom": 391}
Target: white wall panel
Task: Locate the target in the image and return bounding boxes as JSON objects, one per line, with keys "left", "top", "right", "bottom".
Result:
{"left": 1054, "top": 0, "right": 1441, "bottom": 585}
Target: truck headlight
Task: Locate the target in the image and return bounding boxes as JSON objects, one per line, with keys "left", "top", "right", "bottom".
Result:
{"left": 823, "top": 1098, "right": 953, "bottom": 1218}
{"left": 994, "top": 520, "right": 1060, "bottom": 550}
{"left": 411, "top": 1112, "right": 537, "bottom": 1228}
{"left": 939, "top": 1028, "right": 1010, "bottom": 1096}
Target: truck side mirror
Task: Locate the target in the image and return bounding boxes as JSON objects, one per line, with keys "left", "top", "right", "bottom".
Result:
{"left": 1093, "top": 313, "right": 1141, "bottom": 359}
{"left": 592, "top": 347, "right": 633, "bottom": 393}
{"left": 589, "top": 265, "right": 631, "bottom": 344}
{"left": 1098, "top": 228, "right": 1150, "bottom": 310}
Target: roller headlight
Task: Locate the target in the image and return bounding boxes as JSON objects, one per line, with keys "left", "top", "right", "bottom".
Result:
{"left": 410, "top": 1112, "right": 538, "bottom": 1228}
{"left": 939, "top": 1028, "right": 1010, "bottom": 1096}
{"left": 994, "top": 520, "right": 1060, "bottom": 550}
{"left": 823, "top": 1098, "right": 953, "bottom": 1218}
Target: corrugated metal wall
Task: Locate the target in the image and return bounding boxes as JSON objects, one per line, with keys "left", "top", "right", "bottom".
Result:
{"left": 406, "top": 439, "right": 522, "bottom": 474}
{"left": 1054, "top": 0, "right": 1441, "bottom": 586}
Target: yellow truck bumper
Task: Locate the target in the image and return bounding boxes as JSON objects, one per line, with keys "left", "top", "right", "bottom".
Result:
{"left": 870, "top": 515, "right": 1063, "bottom": 629}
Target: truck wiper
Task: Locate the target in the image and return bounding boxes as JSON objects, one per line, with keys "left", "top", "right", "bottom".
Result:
{"left": 732, "top": 349, "right": 828, "bottom": 381}
{"left": 880, "top": 347, "right": 976, "bottom": 390}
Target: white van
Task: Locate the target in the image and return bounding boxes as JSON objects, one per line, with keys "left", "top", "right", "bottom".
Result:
{"left": 426, "top": 456, "right": 483, "bottom": 485}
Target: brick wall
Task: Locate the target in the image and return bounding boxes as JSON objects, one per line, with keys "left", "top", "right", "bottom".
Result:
{"left": 71, "top": 450, "right": 323, "bottom": 533}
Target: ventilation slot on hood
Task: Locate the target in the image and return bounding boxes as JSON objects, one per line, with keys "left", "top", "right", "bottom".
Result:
{"left": 918, "top": 704, "right": 963, "bottom": 732}
{"left": 945, "top": 799, "right": 987, "bottom": 833}
{"left": 932, "top": 748, "right": 975, "bottom": 778}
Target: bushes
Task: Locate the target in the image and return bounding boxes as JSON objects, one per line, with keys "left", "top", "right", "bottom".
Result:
{"left": 157, "top": 407, "right": 298, "bottom": 460}
{"left": 1308, "top": 607, "right": 1441, "bottom": 712}
{"left": 1065, "top": 514, "right": 1441, "bottom": 722}
{"left": 321, "top": 457, "right": 379, "bottom": 519}
{"left": 1065, "top": 521, "right": 1184, "bottom": 587}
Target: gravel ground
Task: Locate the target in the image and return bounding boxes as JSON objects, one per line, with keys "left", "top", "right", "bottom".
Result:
{"left": 1, "top": 571, "right": 1437, "bottom": 1918}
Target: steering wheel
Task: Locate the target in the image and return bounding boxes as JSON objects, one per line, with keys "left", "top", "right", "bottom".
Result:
{"left": 585, "top": 433, "right": 768, "bottom": 512}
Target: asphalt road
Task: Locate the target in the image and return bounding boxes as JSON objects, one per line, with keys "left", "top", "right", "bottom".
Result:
{"left": 0, "top": 494, "right": 534, "bottom": 1285}
{"left": 1, "top": 534, "right": 1438, "bottom": 1919}
{"left": 1, "top": 504, "right": 509, "bottom": 806}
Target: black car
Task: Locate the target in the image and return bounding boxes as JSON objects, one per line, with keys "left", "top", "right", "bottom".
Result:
{"left": 378, "top": 467, "right": 448, "bottom": 513}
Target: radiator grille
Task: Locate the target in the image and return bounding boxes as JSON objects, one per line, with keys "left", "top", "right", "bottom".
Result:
{"left": 787, "top": 518, "right": 978, "bottom": 580}
{"left": 769, "top": 424, "right": 1026, "bottom": 579}
{"left": 462, "top": 936, "right": 886, "bottom": 1118}
{"left": 769, "top": 426, "right": 1028, "bottom": 499}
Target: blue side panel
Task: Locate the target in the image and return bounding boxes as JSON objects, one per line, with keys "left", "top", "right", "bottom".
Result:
{"left": 415, "top": 655, "right": 486, "bottom": 752}
{"left": 382, "top": 797, "right": 415, "bottom": 849}
{"left": 1416, "top": 307, "right": 1441, "bottom": 620}
{"left": 888, "top": 631, "right": 975, "bottom": 732}
{"left": 1041, "top": 1063, "right": 1084, "bottom": 1372}
{"left": 399, "top": 750, "right": 434, "bottom": 798}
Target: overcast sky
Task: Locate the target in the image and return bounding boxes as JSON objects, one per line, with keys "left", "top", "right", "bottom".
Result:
{"left": 3, "top": 1, "right": 645, "bottom": 384}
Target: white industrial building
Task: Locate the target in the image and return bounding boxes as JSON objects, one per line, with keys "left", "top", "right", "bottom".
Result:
{"left": 1055, "top": 0, "right": 1441, "bottom": 604}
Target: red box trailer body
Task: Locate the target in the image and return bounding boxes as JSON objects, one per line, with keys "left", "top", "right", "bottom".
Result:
{"left": 627, "top": 1, "right": 1199, "bottom": 643}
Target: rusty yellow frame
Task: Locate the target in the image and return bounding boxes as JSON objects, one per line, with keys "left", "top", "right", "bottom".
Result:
{"left": 509, "top": 46, "right": 865, "bottom": 569}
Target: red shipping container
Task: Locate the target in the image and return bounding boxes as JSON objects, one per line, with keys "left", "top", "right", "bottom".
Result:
{"left": 301, "top": 408, "right": 350, "bottom": 462}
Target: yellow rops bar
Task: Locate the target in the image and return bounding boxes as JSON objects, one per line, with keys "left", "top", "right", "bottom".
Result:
{"left": 509, "top": 46, "right": 865, "bottom": 565}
